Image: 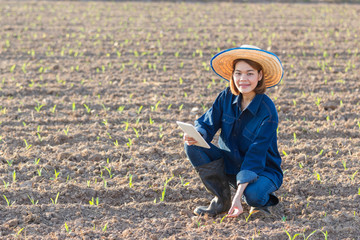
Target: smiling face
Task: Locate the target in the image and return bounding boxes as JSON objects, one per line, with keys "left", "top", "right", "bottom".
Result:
{"left": 232, "top": 60, "right": 263, "bottom": 96}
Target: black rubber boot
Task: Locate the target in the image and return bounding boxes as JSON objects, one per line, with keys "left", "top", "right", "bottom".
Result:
{"left": 194, "top": 158, "right": 231, "bottom": 217}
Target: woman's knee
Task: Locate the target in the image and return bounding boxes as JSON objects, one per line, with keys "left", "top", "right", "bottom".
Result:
{"left": 243, "top": 188, "right": 268, "bottom": 207}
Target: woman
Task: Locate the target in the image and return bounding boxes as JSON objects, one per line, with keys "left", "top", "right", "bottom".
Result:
{"left": 184, "top": 45, "right": 283, "bottom": 218}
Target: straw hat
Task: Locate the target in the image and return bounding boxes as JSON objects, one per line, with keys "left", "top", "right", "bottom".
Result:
{"left": 210, "top": 45, "right": 283, "bottom": 88}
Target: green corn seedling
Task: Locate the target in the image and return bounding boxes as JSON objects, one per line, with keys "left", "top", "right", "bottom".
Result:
{"left": 128, "top": 174, "right": 133, "bottom": 188}
{"left": 12, "top": 170, "right": 16, "bottom": 183}
{"left": 50, "top": 169, "right": 60, "bottom": 180}
{"left": 160, "top": 176, "right": 174, "bottom": 202}
{"left": 137, "top": 105, "right": 143, "bottom": 115}
{"left": 102, "top": 223, "right": 108, "bottom": 232}
{"left": 6, "top": 159, "right": 13, "bottom": 166}
{"left": 28, "top": 195, "right": 38, "bottom": 205}
{"left": 350, "top": 170, "right": 358, "bottom": 181}
{"left": 24, "top": 139, "right": 32, "bottom": 150}
{"left": 179, "top": 175, "right": 190, "bottom": 186}
{"left": 314, "top": 171, "right": 321, "bottom": 183}
{"left": 341, "top": 160, "right": 347, "bottom": 170}
{"left": 50, "top": 192, "right": 60, "bottom": 204}
{"left": 118, "top": 106, "right": 125, "bottom": 113}
{"left": 245, "top": 211, "right": 254, "bottom": 222}
{"left": 126, "top": 138, "right": 132, "bottom": 148}
{"left": 3, "top": 180, "right": 9, "bottom": 189}
{"left": 122, "top": 121, "right": 129, "bottom": 131}
{"left": 37, "top": 132, "right": 43, "bottom": 142}
{"left": 133, "top": 127, "right": 139, "bottom": 138}
{"left": 64, "top": 222, "right": 71, "bottom": 233}
{"left": 83, "top": 104, "right": 91, "bottom": 113}
{"left": 63, "top": 127, "right": 69, "bottom": 135}
{"left": 284, "top": 229, "right": 301, "bottom": 240}
{"left": 35, "top": 102, "right": 44, "bottom": 112}
{"left": 149, "top": 116, "right": 154, "bottom": 125}
{"left": 104, "top": 167, "right": 113, "bottom": 178}
{"left": 3, "top": 195, "right": 15, "bottom": 206}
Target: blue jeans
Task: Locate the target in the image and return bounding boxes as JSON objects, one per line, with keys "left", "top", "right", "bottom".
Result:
{"left": 185, "top": 143, "right": 279, "bottom": 207}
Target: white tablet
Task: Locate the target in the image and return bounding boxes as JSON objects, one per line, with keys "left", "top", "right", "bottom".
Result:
{"left": 176, "top": 121, "right": 210, "bottom": 149}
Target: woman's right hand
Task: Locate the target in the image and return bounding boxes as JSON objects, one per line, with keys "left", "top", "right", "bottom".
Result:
{"left": 183, "top": 133, "right": 198, "bottom": 146}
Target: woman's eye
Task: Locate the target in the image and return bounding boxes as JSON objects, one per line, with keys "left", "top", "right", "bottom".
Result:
{"left": 247, "top": 73, "right": 253, "bottom": 76}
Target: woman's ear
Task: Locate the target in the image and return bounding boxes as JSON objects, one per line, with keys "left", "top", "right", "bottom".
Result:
{"left": 258, "top": 70, "right": 263, "bottom": 81}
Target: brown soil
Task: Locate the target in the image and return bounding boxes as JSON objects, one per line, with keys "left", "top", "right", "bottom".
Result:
{"left": 0, "top": 1, "right": 359, "bottom": 239}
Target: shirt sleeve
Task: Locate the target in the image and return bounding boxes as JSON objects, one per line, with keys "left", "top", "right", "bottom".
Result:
{"left": 236, "top": 120, "right": 278, "bottom": 185}
{"left": 194, "top": 89, "right": 226, "bottom": 143}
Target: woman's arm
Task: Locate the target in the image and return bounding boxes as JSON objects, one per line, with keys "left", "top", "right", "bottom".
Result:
{"left": 227, "top": 183, "right": 249, "bottom": 217}
{"left": 194, "top": 89, "right": 228, "bottom": 142}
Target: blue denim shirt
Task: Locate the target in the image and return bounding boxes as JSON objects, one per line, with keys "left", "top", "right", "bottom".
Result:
{"left": 195, "top": 88, "right": 283, "bottom": 189}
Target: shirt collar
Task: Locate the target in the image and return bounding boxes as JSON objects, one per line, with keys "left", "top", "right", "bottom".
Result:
{"left": 232, "top": 93, "right": 263, "bottom": 115}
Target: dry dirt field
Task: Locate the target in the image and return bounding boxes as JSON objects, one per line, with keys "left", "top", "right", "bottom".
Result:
{"left": 0, "top": 1, "right": 359, "bottom": 239}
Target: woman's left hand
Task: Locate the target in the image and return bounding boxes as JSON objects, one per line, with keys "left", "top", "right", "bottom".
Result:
{"left": 227, "top": 194, "right": 243, "bottom": 218}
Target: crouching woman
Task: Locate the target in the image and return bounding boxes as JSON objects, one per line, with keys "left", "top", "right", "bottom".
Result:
{"left": 184, "top": 45, "right": 283, "bottom": 217}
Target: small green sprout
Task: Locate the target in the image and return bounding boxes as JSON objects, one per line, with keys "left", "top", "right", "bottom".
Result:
{"left": 103, "top": 167, "right": 113, "bottom": 178}
{"left": 118, "top": 105, "right": 125, "bottom": 113}
{"left": 10, "top": 64, "right": 16, "bottom": 73}
{"left": 126, "top": 138, "right": 132, "bottom": 148}
{"left": 179, "top": 175, "right": 189, "bottom": 186}
{"left": 83, "top": 104, "right": 91, "bottom": 113}
{"left": 63, "top": 126, "right": 69, "bottom": 136}
{"left": 350, "top": 170, "right": 358, "bottom": 181}
{"left": 35, "top": 102, "right": 44, "bottom": 112}
{"left": 314, "top": 171, "right": 321, "bottom": 183}
{"left": 128, "top": 174, "right": 133, "bottom": 188}
{"left": 245, "top": 211, "right": 254, "bottom": 222}
{"left": 64, "top": 222, "right": 71, "bottom": 233}
{"left": 160, "top": 176, "right": 174, "bottom": 202}
{"left": 89, "top": 197, "right": 99, "bottom": 206}
{"left": 23, "top": 139, "right": 32, "bottom": 150}
{"left": 149, "top": 116, "right": 154, "bottom": 125}
{"left": 28, "top": 195, "right": 38, "bottom": 205}
{"left": 133, "top": 127, "right": 139, "bottom": 138}
{"left": 122, "top": 120, "right": 129, "bottom": 131}
{"left": 37, "top": 132, "right": 43, "bottom": 142}
{"left": 6, "top": 159, "right": 13, "bottom": 166}
{"left": 102, "top": 223, "right": 108, "bottom": 232}
{"left": 220, "top": 214, "right": 227, "bottom": 223}
{"left": 3, "top": 195, "right": 15, "bottom": 206}
{"left": 284, "top": 229, "right": 301, "bottom": 240}
{"left": 3, "top": 180, "right": 9, "bottom": 189}
{"left": 50, "top": 192, "right": 60, "bottom": 204}
{"left": 136, "top": 105, "right": 143, "bottom": 115}
{"left": 16, "top": 227, "right": 25, "bottom": 236}
{"left": 341, "top": 160, "right": 347, "bottom": 170}
{"left": 12, "top": 170, "right": 16, "bottom": 183}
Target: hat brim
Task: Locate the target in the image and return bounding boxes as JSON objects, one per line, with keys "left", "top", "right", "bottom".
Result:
{"left": 210, "top": 47, "right": 283, "bottom": 88}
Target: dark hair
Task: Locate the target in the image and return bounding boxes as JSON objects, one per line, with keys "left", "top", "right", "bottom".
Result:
{"left": 230, "top": 59, "right": 266, "bottom": 95}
